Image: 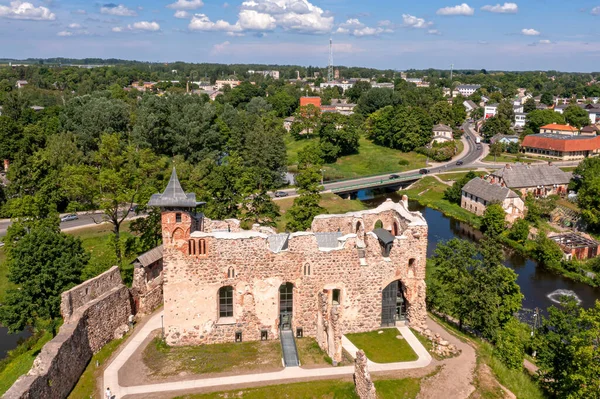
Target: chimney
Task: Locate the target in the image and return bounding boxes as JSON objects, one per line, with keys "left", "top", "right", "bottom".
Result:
{"left": 3, "top": 159, "right": 8, "bottom": 172}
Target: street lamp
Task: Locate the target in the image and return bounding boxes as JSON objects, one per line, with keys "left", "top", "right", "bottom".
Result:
{"left": 320, "top": 169, "right": 325, "bottom": 185}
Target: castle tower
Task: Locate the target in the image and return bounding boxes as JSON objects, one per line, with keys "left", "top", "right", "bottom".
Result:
{"left": 148, "top": 168, "right": 202, "bottom": 250}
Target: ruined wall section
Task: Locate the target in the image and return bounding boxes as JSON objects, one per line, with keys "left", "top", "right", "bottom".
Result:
{"left": 132, "top": 264, "right": 163, "bottom": 316}
{"left": 4, "top": 267, "right": 132, "bottom": 399}
{"left": 354, "top": 350, "right": 377, "bottom": 399}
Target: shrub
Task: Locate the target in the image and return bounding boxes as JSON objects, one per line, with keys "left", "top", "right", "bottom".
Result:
{"left": 493, "top": 318, "right": 525, "bottom": 370}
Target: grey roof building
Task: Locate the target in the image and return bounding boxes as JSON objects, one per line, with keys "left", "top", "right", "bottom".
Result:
{"left": 148, "top": 168, "right": 198, "bottom": 208}
{"left": 489, "top": 164, "right": 572, "bottom": 189}
{"left": 433, "top": 124, "right": 453, "bottom": 132}
{"left": 462, "top": 178, "right": 519, "bottom": 203}
{"left": 134, "top": 245, "right": 163, "bottom": 268}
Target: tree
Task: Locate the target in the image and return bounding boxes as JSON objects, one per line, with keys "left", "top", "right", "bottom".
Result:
{"left": 489, "top": 142, "right": 504, "bottom": 161}
{"left": 357, "top": 88, "right": 401, "bottom": 115}
{"left": 430, "top": 101, "right": 454, "bottom": 125}
{"left": 0, "top": 220, "right": 89, "bottom": 334}
{"left": 524, "top": 109, "right": 566, "bottom": 134}
{"left": 540, "top": 92, "right": 554, "bottom": 106}
{"left": 286, "top": 165, "right": 323, "bottom": 231}
{"left": 365, "top": 105, "right": 433, "bottom": 152}
{"left": 346, "top": 80, "right": 371, "bottom": 103}
{"left": 451, "top": 98, "right": 467, "bottom": 126}
{"left": 317, "top": 113, "right": 360, "bottom": 160}
{"left": 523, "top": 98, "right": 536, "bottom": 113}
{"left": 534, "top": 298, "right": 600, "bottom": 398}
{"left": 508, "top": 218, "right": 530, "bottom": 244}
{"left": 497, "top": 100, "right": 515, "bottom": 121}
{"left": 481, "top": 116, "right": 510, "bottom": 140}
{"left": 533, "top": 231, "right": 564, "bottom": 267}
{"left": 481, "top": 203, "right": 506, "bottom": 238}
{"left": 563, "top": 105, "right": 590, "bottom": 128}
{"left": 574, "top": 157, "right": 600, "bottom": 232}
{"left": 443, "top": 171, "right": 477, "bottom": 204}
{"left": 493, "top": 318, "right": 526, "bottom": 370}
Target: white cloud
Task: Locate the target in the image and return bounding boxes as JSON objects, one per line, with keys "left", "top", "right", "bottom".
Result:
{"left": 592, "top": 6, "right": 600, "bottom": 15}
{"left": 428, "top": 29, "right": 441, "bottom": 35}
{"left": 190, "top": 0, "right": 334, "bottom": 34}
{"left": 131, "top": 21, "right": 160, "bottom": 31}
{"left": 223, "top": 2, "right": 230, "bottom": 8}
{"left": 335, "top": 18, "right": 392, "bottom": 37}
{"left": 522, "top": 28, "right": 540, "bottom": 36}
{"left": 402, "top": 14, "right": 433, "bottom": 29}
{"left": 112, "top": 26, "right": 123, "bottom": 32}
{"left": 174, "top": 10, "right": 190, "bottom": 18}
{"left": 167, "top": 0, "right": 203, "bottom": 10}
{"left": 57, "top": 30, "right": 73, "bottom": 36}
{"left": 378, "top": 20, "right": 392, "bottom": 27}
{"left": 436, "top": 3, "right": 474, "bottom": 16}
{"left": 481, "top": 3, "right": 518, "bottom": 13}
{"left": 212, "top": 40, "right": 231, "bottom": 54}
{"left": 68, "top": 23, "right": 83, "bottom": 29}
{"left": 100, "top": 4, "right": 137, "bottom": 17}
{"left": 71, "top": 9, "right": 86, "bottom": 15}
{"left": 0, "top": 1, "right": 56, "bottom": 21}
{"left": 539, "top": 39, "right": 551, "bottom": 44}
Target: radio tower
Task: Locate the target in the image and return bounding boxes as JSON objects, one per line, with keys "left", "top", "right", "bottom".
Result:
{"left": 327, "top": 37, "right": 334, "bottom": 82}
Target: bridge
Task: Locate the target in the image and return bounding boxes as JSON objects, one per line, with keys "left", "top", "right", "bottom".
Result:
{"left": 330, "top": 174, "right": 422, "bottom": 196}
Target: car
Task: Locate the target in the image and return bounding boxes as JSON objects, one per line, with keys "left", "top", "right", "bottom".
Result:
{"left": 274, "top": 191, "right": 289, "bottom": 198}
{"left": 389, "top": 174, "right": 400, "bottom": 179}
{"left": 60, "top": 213, "right": 78, "bottom": 222}
{"left": 419, "top": 169, "right": 429, "bottom": 175}
{"left": 129, "top": 205, "right": 139, "bottom": 213}
{"left": 456, "top": 160, "right": 464, "bottom": 166}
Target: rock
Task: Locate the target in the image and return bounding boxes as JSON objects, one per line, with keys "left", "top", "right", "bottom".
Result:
{"left": 113, "top": 324, "right": 129, "bottom": 339}
{"left": 396, "top": 335, "right": 404, "bottom": 340}
{"left": 378, "top": 330, "right": 384, "bottom": 334}
{"left": 439, "top": 340, "right": 449, "bottom": 346}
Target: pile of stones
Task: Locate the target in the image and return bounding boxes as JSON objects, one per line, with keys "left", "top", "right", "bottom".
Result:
{"left": 414, "top": 327, "right": 461, "bottom": 358}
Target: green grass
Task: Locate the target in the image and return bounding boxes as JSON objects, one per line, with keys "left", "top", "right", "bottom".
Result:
{"left": 0, "top": 330, "right": 53, "bottom": 396}
{"left": 143, "top": 337, "right": 283, "bottom": 377}
{"left": 345, "top": 328, "right": 418, "bottom": 364}
{"left": 560, "top": 166, "right": 577, "bottom": 172}
{"left": 275, "top": 192, "right": 367, "bottom": 232}
{"left": 482, "top": 154, "right": 540, "bottom": 163}
{"left": 174, "top": 377, "right": 422, "bottom": 399}
{"left": 436, "top": 171, "right": 485, "bottom": 182}
{"left": 295, "top": 337, "right": 332, "bottom": 367}
{"left": 398, "top": 177, "right": 482, "bottom": 228}
{"left": 284, "top": 134, "right": 316, "bottom": 167}
{"left": 68, "top": 334, "right": 128, "bottom": 399}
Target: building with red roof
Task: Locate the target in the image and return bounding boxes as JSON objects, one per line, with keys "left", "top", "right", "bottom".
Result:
{"left": 300, "top": 96, "right": 322, "bottom": 108}
{"left": 521, "top": 133, "right": 600, "bottom": 160}
{"left": 539, "top": 123, "right": 579, "bottom": 136}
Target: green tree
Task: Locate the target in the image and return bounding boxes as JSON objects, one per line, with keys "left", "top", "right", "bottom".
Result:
{"left": 523, "top": 97, "right": 536, "bottom": 113}
{"left": 540, "top": 92, "right": 554, "bottom": 106}
{"left": 497, "top": 100, "right": 515, "bottom": 121}
{"left": 574, "top": 157, "right": 600, "bottom": 232}
{"left": 481, "top": 116, "right": 510, "bottom": 140}
{"left": 286, "top": 166, "right": 323, "bottom": 231}
{"left": 0, "top": 220, "right": 89, "bottom": 334}
{"left": 493, "top": 318, "right": 526, "bottom": 370}
{"left": 525, "top": 109, "right": 565, "bottom": 133}
{"left": 365, "top": 105, "right": 433, "bottom": 152}
{"left": 481, "top": 203, "right": 506, "bottom": 238}
{"left": 489, "top": 141, "right": 504, "bottom": 161}
{"left": 430, "top": 101, "right": 454, "bottom": 125}
{"left": 534, "top": 299, "right": 600, "bottom": 398}
{"left": 508, "top": 218, "right": 530, "bottom": 244}
{"left": 533, "top": 231, "right": 564, "bottom": 267}
{"left": 451, "top": 98, "right": 467, "bottom": 126}
{"left": 346, "top": 80, "right": 371, "bottom": 103}
{"left": 443, "top": 171, "right": 477, "bottom": 204}
{"left": 563, "top": 105, "right": 590, "bottom": 128}
{"left": 357, "top": 88, "right": 401, "bottom": 115}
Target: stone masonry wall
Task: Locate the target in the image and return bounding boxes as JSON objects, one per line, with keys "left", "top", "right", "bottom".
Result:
{"left": 4, "top": 267, "right": 132, "bottom": 399}
{"left": 132, "top": 265, "right": 163, "bottom": 316}
{"left": 354, "top": 350, "right": 377, "bottom": 399}
{"left": 162, "top": 199, "right": 428, "bottom": 350}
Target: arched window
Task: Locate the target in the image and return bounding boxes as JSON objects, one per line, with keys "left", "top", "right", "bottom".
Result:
{"left": 392, "top": 221, "right": 399, "bottom": 236}
{"left": 227, "top": 266, "right": 235, "bottom": 278}
{"left": 198, "top": 239, "right": 207, "bottom": 255}
{"left": 355, "top": 221, "right": 362, "bottom": 234}
{"left": 374, "top": 220, "right": 383, "bottom": 230}
{"left": 303, "top": 263, "right": 311, "bottom": 276}
{"left": 188, "top": 239, "right": 196, "bottom": 255}
{"left": 219, "top": 286, "right": 233, "bottom": 318}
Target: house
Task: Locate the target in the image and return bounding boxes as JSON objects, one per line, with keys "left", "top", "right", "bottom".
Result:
{"left": 539, "top": 123, "right": 579, "bottom": 136}
{"left": 484, "top": 103, "right": 498, "bottom": 119}
{"left": 300, "top": 96, "right": 322, "bottom": 108}
{"left": 549, "top": 233, "right": 599, "bottom": 261}
{"left": 147, "top": 169, "right": 429, "bottom": 363}
{"left": 249, "top": 70, "right": 280, "bottom": 79}
{"left": 463, "top": 100, "right": 478, "bottom": 114}
{"left": 490, "top": 134, "right": 520, "bottom": 145}
{"left": 553, "top": 104, "right": 568, "bottom": 114}
{"left": 195, "top": 89, "right": 222, "bottom": 101}
{"left": 320, "top": 81, "right": 354, "bottom": 91}
{"left": 579, "top": 104, "right": 600, "bottom": 124}
{"left": 461, "top": 178, "right": 525, "bottom": 223}
{"left": 333, "top": 103, "right": 357, "bottom": 115}
{"left": 521, "top": 133, "right": 600, "bottom": 160}
{"left": 15, "top": 80, "right": 28, "bottom": 89}
{"left": 283, "top": 116, "right": 295, "bottom": 132}
{"left": 513, "top": 104, "right": 524, "bottom": 114}
{"left": 215, "top": 80, "right": 241, "bottom": 90}
{"left": 371, "top": 82, "right": 395, "bottom": 89}
{"left": 487, "top": 163, "right": 572, "bottom": 197}
{"left": 580, "top": 125, "right": 599, "bottom": 136}
{"left": 514, "top": 112, "right": 526, "bottom": 128}
{"left": 455, "top": 84, "right": 481, "bottom": 97}
{"left": 431, "top": 124, "right": 454, "bottom": 143}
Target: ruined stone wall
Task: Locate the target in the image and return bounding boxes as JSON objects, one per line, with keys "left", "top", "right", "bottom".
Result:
{"left": 4, "top": 267, "right": 132, "bottom": 399}
{"left": 354, "top": 350, "right": 377, "bottom": 399}
{"left": 60, "top": 266, "right": 122, "bottom": 321}
{"left": 132, "top": 262, "right": 163, "bottom": 316}
{"left": 162, "top": 200, "right": 428, "bottom": 349}
{"left": 311, "top": 209, "right": 408, "bottom": 237}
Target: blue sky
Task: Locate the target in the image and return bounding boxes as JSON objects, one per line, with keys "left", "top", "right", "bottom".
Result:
{"left": 2, "top": 0, "right": 600, "bottom": 71}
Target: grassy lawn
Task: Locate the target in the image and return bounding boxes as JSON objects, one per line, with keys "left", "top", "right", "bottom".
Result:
{"left": 560, "top": 166, "right": 577, "bottom": 172}
{"left": 68, "top": 334, "right": 128, "bottom": 399}
{"left": 436, "top": 171, "right": 485, "bottom": 182}
{"left": 174, "top": 378, "right": 422, "bottom": 399}
{"left": 284, "top": 134, "right": 316, "bottom": 167}
{"left": 0, "top": 330, "right": 53, "bottom": 396}
{"left": 345, "top": 329, "right": 418, "bottom": 364}
{"left": 482, "top": 154, "right": 539, "bottom": 163}
{"left": 296, "top": 337, "right": 331, "bottom": 367}
{"left": 398, "top": 177, "right": 482, "bottom": 228}
{"left": 275, "top": 193, "right": 367, "bottom": 232}
{"left": 143, "top": 337, "right": 283, "bottom": 377}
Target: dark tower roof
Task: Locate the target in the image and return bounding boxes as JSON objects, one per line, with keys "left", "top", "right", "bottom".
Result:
{"left": 148, "top": 168, "right": 198, "bottom": 208}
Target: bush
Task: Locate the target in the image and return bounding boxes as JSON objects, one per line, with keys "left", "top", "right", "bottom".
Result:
{"left": 398, "top": 159, "right": 409, "bottom": 166}
{"left": 508, "top": 218, "right": 529, "bottom": 244}
{"left": 533, "top": 232, "right": 564, "bottom": 267}
{"left": 493, "top": 318, "right": 526, "bottom": 370}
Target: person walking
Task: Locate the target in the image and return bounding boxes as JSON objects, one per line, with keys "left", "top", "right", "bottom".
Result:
{"left": 105, "top": 387, "right": 113, "bottom": 399}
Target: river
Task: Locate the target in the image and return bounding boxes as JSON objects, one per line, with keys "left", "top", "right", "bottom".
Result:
{"left": 1, "top": 193, "right": 599, "bottom": 360}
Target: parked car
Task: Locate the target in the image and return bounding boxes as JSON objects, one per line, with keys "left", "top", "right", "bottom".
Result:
{"left": 274, "top": 191, "right": 289, "bottom": 198}
{"left": 60, "top": 214, "right": 78, "bottom": 222}
{"left": 389, "top": 174, "right": 400, "bottom": 179}
{"left": 419, "top": 169, "right": 429, "bottom": 175}
{"left": 129, "top": 205, "right": 139, "bottom": 213}
{"left": 456, "top": 160, "right": 464, "bottom": 166}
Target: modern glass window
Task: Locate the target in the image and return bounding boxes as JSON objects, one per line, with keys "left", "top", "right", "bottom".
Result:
{"left": 219, "top": 286, "right": 233, "bottom": 318}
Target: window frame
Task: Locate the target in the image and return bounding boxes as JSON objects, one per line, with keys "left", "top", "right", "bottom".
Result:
{"left": 218, "top": 286, "right": 234, "bottom": 318}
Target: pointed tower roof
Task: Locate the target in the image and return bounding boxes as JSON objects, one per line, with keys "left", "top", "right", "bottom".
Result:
{"left": 148, "top": 168, "right": 197, "bottom": 208}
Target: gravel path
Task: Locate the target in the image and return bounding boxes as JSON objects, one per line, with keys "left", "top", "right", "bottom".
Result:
{"left": 417, "top": 316, "right": 477, "bottom": 399}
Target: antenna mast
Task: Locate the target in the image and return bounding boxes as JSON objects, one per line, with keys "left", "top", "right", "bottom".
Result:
{"left": 327, "top": 37, "right": 334, "bottom": 82}
{"left": 450, "top": 63, "right": 454, "bottom": 82}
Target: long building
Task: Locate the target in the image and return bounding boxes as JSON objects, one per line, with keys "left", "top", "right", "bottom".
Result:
{"left": 521, "top": 133, "right": 600, "bottom": 160}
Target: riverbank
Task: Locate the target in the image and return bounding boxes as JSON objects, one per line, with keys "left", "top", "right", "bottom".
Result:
{"left": 398, "top": 176, "right": 599, "bottom": 289}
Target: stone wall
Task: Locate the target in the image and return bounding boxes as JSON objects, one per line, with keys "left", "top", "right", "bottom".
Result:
{"left": 132, "top": 262, "right": 163, "bottom": 316}
{"left": 354, "top": 350, "right": 377, "bottom": 399}
{"left": 161, "top": 199, "right": 428, "bottom": 350}
{"left": 4, "top": 267, "right": 132, "bottom": 399}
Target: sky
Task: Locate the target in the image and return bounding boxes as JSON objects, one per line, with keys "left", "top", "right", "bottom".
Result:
{"left": 3, "top": 0, "right": 600, "bottom": 71}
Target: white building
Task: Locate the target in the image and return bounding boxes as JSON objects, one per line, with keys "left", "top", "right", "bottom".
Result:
{"left": 431, "top": 124, "right": 454, "bottom": 143}
{"left": 320, "top": 81, "right": 354, "bottom": 91}
{"left": 215, "top": 80, "right": 241, "bottom": 90}
{"left": 514, "top": 113, "right": 526, "bottom": 128}
{"left": 455, "top": 84, "right": 481, "bottom": 97}
{"left": 249, "top": 70, "right": 280, "bottom": 79}
{"left": 484, "top": 103, "right": 499, "bottom": 119}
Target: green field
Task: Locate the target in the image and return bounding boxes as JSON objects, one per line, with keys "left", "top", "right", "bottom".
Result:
{"left": 345, "top": 328, "right": 418, "bottom": 364}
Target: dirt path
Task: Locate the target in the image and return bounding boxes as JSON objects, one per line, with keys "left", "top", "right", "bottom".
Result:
{"left": 417, "top": 316, "right": 477, "bottom": 399}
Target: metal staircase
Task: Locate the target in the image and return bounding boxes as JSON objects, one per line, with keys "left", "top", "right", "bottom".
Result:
{"left": 280, "top": 330, "right": 299, "bottom": 367}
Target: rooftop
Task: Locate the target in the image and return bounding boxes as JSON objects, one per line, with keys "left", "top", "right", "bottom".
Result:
{"left": 522, "top": 133, "right": 600, "bottom": 152}
{"left": 134, "top": 245, "right": 163, "bottom": 268}
{"left": 491, "top": 163, "right": 572, "bottom": 188}
{"left": 550, "top": 233, "right": 599, "bottom": 249}
{"left": 462, "top": 178, "right": 519, "bottom": 202}
{"left": 540, "top": 123, "right": 579, "bottom": 132}
{"left": 433, "top": 124, "right": 453, "bottom": 132}
{"left": 148, "top": 168, "right": 198, "bottom": 208}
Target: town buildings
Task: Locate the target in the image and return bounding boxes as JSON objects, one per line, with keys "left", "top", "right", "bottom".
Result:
{"left": 215, "top": 79, "right": 241, "bottom": 90}
{"left": 461, "top": 178, "right": 525, "bottom": 223}
{"left": 484, "top": 103, "right": 498, "bottom": 119}
{"left": 549, "top": 233, "right": 599, "bottom": 261}
{"left": 487, "top": 163, "right": 572, "bottom": 197}
{"left": 148, "top": 170, "right": 428, "bottom": 363}
{"left": 431, "top": 124, "right": 454, "bottom": 143}
{"left": 539, "top": 123, "right": 580, "bottom": 136}
{"left": 455, "top": 84, "right": 481, "bottom": 97}
{"left": 521, "top": 134, "right": 600, "bottom": 160}
{"left": 514, "top": 112, "right": 526, "bottom": 128}
{"left": 248, "top": 70, "right": 280, "bottom": 79}
{"left": 490, "top": 134, "right": 519, "bottom": 145}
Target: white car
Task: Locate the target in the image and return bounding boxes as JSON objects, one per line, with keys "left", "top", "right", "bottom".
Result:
{"left": 60, "top": 214, "right": 79, "bottom": 222}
